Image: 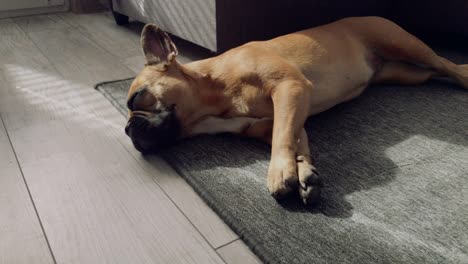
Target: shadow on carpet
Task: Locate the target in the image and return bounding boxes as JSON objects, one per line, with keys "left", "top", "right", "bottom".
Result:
{"left": 96, "top": 60, "right": 468, "bottom": 264}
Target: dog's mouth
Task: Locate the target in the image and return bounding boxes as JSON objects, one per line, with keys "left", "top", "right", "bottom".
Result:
{"left": 125, "top": 107, "right": 180, "bottom": 153}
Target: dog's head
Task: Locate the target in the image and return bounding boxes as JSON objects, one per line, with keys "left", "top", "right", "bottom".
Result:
{"left": 125, "top": 24, "right": 209, "bottom": 153}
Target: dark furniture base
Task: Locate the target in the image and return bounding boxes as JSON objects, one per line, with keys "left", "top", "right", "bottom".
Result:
{"left": 112, "top": 11, "right": 129, "bottom": 25}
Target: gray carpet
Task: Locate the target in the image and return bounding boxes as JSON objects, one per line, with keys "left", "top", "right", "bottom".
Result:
{"left": 96, "top": 52, "right": 468, "bottom": 264}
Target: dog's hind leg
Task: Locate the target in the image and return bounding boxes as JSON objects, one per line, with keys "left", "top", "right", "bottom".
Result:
{"left": 359, "top": 17, "right": 468, "bottom": 89}
{"left": 371, "top": 61, "right": 439, "bottom": 85}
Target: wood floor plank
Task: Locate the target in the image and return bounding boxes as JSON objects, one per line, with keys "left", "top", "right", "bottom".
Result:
{"left": 121, "top": 54, "right": 145, "bottom": 75}
{"left": 0, "top": 76, "right": 54, "bottom": 264}
{"left": 0, "top": 18, "right": 26, "bottom": 36}
{"left": 13, "top": 14, "right": 70, "bottom": 33}
{"left": 217, "top": 240, "right": 262, "bottom": 264}
{"left": 58, "top": 12, "right": 142, "bottom": 59}
{"left": 0, "top": 22, "right": 63, "bottom": 131}
{"left": 0, "top": 20, "right": 224, "bottom": 264}
{"left": 26, "top": 27, "right": 134, "bottom": 86}
{"left": 121, "top": 146, "right": 239, "bottom": 248}
{"left": 8, "top": 118, "right": 223, "bottom": 264}
{"left": 0, "top": 32, "right": 56, "bottom": 75}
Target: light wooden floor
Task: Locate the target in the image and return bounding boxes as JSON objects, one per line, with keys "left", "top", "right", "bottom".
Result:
{"left": 0, "top": 12, "right": 261, "bottom": 264}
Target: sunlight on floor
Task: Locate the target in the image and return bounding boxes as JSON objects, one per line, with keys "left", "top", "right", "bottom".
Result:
{"left": 2, "top": 63, "right": 125, "bottom": 131}
{"left": 384, "top": 135, "right": 456, "bottom": 165}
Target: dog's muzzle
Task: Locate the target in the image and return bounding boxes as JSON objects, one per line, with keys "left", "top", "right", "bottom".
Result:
{"left": 125, "top": 106, "right": 180, "bottom": 154}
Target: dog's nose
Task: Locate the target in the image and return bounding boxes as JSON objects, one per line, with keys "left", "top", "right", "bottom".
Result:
{"left": 127, "top": 86, "right": 148, "bottom": 111}
{"left": 124, "top": 105, "right": 180, "bottom": 153}
{"left": 125, "top": 113, "right": 148, "bottom": 138}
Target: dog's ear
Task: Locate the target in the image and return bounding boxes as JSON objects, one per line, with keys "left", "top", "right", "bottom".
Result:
{"left": 141, "top": 24, "right": 178, "bottom": 68}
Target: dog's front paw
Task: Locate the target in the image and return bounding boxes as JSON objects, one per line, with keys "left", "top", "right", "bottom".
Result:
{"left": 267, "top": 154, "right": 298, "bottom": 199}
{"left": 297, "top": 155, "right": 323, "bottom": 205}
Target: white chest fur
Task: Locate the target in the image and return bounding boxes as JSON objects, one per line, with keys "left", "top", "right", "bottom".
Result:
{"left": 190, "top": 116, "right": 271, "bottom": 136}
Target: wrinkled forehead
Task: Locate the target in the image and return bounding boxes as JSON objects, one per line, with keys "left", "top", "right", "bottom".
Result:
{"left": 129, "top": 66, "right": 186, "bottom": 99}
{"left": 128, "top": 68, "right": 164, "bottom": 96}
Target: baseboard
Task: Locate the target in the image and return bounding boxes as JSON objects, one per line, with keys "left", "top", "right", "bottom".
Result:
{"left": 0, "top": 1, "right": 69, "bottom": 19}
{"left": 69, "top": 0, "right": 107, "bottom": 14}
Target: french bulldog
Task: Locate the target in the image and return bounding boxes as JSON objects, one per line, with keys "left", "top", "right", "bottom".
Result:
{"left": 125, "top": 17, "right": 468, "bottom": 204}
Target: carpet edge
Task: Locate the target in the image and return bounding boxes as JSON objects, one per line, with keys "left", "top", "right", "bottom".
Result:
{"left": 161, "top": 152, "right": 278, "bottom": 264}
